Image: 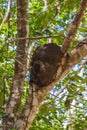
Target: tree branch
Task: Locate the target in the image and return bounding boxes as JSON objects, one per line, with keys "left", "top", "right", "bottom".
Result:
{"left": 61, "top": 0, "right": 87, "bottom": 54}
{"left": 4, "top": 34, "right": 65, "bottom": 45}
{"left": 43, "top": 0, "right": 47, "bottom": 11}
{"left": 14, "top": 37, "right": 87, "bottom": 130}
{"left": 0, "top": 0, "right": 11, "bottom": 30}
{"left": 67, "top": 37, "right": 87, "bottom": 66}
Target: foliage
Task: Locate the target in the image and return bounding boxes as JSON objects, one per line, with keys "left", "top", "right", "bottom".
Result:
{"left": 29, "top": 61, "right": 87, "bottom": 130}
{"left": 0, "top": 0, "right": 87, "bottom": 129}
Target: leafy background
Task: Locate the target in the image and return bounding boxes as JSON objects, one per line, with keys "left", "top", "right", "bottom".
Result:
{"left": 0, "top": 0, "right": 87, "bottom": 129}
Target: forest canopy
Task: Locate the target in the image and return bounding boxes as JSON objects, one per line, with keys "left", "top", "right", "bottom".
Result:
{"left": 0, "top": 0, "right": 87, "bottom": 130}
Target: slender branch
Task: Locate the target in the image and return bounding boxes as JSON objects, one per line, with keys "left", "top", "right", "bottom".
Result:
{"left": 30, "top": 0, "right": 68, "bottom": 18}
{"left": 43, "top": 0, "right": 47, "bottom": 11}
{"left": 61, "top": 0, "right": 87, "bottom": 54}
{"left": 40, "top": 99, "right": 51, "bottom": 106}
{"left": 0, "top": 0, "right": 11, "bottom": 30}
{"left": 5, "top": 34, "right": 65, "bottom": 44}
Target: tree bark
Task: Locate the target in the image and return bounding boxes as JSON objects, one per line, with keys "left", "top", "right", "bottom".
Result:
{"left": 1, "top": 0, "right": 87, "bottom": 130}
{"left": 2, "top": 0, "right": 29, "bottom": 129}
{"left": 62, "top": 0, "right": 87, "bottom": 53}
{"left": 14, "top": 38, "right": 87, "bottom": 130}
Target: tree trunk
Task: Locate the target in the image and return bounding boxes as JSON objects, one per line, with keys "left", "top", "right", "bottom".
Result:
{"left": 2, "top": 0, "right": 29, "bottom": 129}
{"left": 1, "top": 0, "right": 87, "bottom": 130}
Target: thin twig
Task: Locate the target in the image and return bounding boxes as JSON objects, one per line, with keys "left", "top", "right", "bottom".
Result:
{"left": 29, "top": 0, "right": 68, "bottom": 19}
{"left": 43, "top": 0, "right": 47, "bottom": 11}
{"left": 0, "top": 0, "right": 11, "bottom": 30}
{"left": 5, "top": 34, "right": 65, "bottom": 44}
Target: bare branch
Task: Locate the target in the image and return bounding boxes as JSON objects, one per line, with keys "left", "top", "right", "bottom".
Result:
{"left": 40, "top": 99, "right": 51, "bottom": 106}
{"left": 0, "top": 0, "right": 11, "bottom": 30}
{"left": 5, "top": 34, "right": 65, "bottom": 45}
{"left": 43, "top": 0, "right": 47, "bottom": 11}
{"left": 67, "top": 37, "right": 87, "bottom": 66}
{"left": 62, "top": 0, "right": 87, "bottom": 54}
